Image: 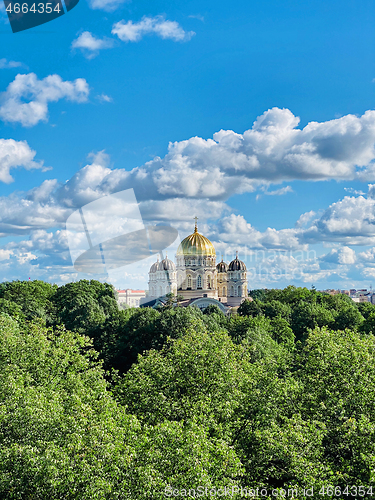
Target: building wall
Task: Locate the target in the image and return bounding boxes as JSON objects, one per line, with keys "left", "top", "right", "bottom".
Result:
{"left": 117, "top": 289, "right": 146, "bottom": 308}
{"left": 176, "top": 253, "right": 218, "bottom": 300}
{"left": 148, "top": 269, "right": 177, "bottom": 299}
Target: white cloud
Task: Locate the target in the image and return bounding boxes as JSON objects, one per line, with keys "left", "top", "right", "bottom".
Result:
{"left": 301, "top": 192, "right": 375, "bottom": 245}
{"left": 359, "top": 247, "right": 375, "bottom": 262}
{"left": 256, "top": 185, "right": 293, "bottom": 200}
{"left": 71, "top": 31, "right": 115, "bottom": 59}
{"left": 0, "top": 73, "right": 90, "bottom": 127}
{"left": 0, "top": 249, "right": 13, "bottom": 261}
{"left": 188, "top": 14, "right": 204, "bottom": 22}
{"left": 339, "top": 247, "right": 357, "bottom": 265}
{"left": 96, "top": 93, "right": 113, "bottom": 103}
{"left": 0, "top": 139, "right": 44, "bottom": 184}
{"left": 93, "top": 107, "right": 375, "bottom": 204}
{"left": 215, "top": 214, "right": 304, "bottom": 251}
{"left": 87, "top": 0, "right": 129, "bottom": 12}
{"left": 0, "top": 58, "right": 24, "bottom": 69}
{"left": 112, "top": 15, "right": 195, "bottom": 43}
{"left": 344, "top": 187, "right": 366, "bottom": 196}
{"left": 3, "top": 106, "right": 375, "bottom": 286}
{"left": 264, "top": 186, "right": 293, "bottom": 196}
{"left": 320, "top": 246, "right": 356, "bottom": 265}
{"left": 295, "top": 210, "right": 316, "bottom": 228}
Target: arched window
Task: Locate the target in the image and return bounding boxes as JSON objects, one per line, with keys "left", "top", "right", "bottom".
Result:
{"left": 197, "top": 275, "right": 202, "bottom": 289}
{"left": 187, "top": 275, "right": 192, "bottom": 289}
{"left": 238, "top": 285, "right": 242, "bottom": 296}
{"left": 223, "top": 286, "right": 226, "bottom": 296}
{"left": 207, "top": 275, "right": 211, "bottom": 289}
{"left": 231, "top": 285, "right": 234, "bottom": 297}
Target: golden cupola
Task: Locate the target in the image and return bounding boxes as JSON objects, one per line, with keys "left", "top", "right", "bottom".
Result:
{"left": 176, "top": 218, "right": 216, "bottom": 256}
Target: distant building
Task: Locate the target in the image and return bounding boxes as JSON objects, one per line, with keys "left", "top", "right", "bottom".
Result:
{"left": 324, "top": 289, "right": 341, "bottom": 296}
{"left": 351, "top": 295, "right": 370, "bottom": 303}
{"left": 145, "top": 219, "right": 249, "bottom": 313}
{"left": 117, "top": 289, "right": 146, "bottom": 308}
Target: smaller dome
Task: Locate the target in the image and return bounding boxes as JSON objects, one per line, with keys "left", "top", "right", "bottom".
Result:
{"left": 228, "top": 252, "right": 246, "bottom": 271}
{"left": 216, "top": 259, "right": 228, "bottom": 273}
{"left": 158, "top": 256, "right": 176, "bottom": 271}
{"left": 149, "top": 258, "right": 159, "bottom": 273}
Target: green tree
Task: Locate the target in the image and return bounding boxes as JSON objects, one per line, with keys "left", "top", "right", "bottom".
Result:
{"left": 0, "top": 280, "right": 57, "bottom": 323}
{"left": 0, "top": 298, "right": 25, "bottom": 322}
{"left": 360, "top": 310, "right": 375, "bottom": 335}
{"left": 356, "top": 301, "right": 375, "bottom": 320}
{"left": 203, "top": 304, "right": 224, "bottom": 316}
{"left": 290, "top": 302, "right": 335, "bottom": 341}
{"left": 263, "top": 300, "right": 292, "bottom": 321}
{"left": 52, "top": 280, "right": 118, "bottom": 334}
{"left": 238, "top": 299, "right": 264, "bottom": 317}
{"left": 248, "top": 289, "right": 267, "bottom": 301}
{"left": 0, "top": 314, "right": 139, "bottom": 499}
{"left": 296, "top": 327, "right": 375, "bottom": 486}
{"left": 269, "top": 317, "right": 295, "bottom": 350}
{"left": 115, "top": 327, "right": 251, "bottom": 436}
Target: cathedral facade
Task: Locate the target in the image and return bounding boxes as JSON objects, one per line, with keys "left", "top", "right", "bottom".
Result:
{"left": 147, "top": 220, "right": 248, "bottom": 309}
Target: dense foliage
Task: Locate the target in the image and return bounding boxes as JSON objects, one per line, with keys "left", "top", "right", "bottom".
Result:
{"left": 1, "top": 281, "right": 375, "bottom": 498}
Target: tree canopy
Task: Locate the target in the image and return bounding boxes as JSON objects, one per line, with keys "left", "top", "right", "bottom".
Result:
{"left": 1, "top": 280, "right": 375, "bottom": 498}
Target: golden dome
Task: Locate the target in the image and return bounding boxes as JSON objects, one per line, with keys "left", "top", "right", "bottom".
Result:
{"left": 177, "top": 220, "right": 216, "bottom": 256}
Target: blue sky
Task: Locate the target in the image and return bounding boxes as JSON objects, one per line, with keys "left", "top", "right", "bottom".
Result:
{"left": 1, "top": 0, "right": 375, "bottom": 290}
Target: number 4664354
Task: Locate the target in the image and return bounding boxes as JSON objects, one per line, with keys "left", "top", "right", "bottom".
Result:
{"left": 6, "top": 3, "right": 61, "bottom": 13}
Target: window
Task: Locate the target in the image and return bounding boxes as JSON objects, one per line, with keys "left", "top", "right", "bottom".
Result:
{"left": 187, "top": 275, "right": 192, "bottom": 289}
{"left": 231, "top": 285, "right": 234, "bottom": 297}
{"left": 223, "top": 286, "right": 226, "bottom": 296}
{"left": 238, "top": 285, "right": 242, "bottom": 296}
{"left": 207, "top": 275, "right": 211, "bottom": 289}
{"left": 197, "top": 275, "right": 202, "bottom": 288}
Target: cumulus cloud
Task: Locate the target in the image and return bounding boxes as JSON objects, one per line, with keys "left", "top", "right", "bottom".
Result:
{"left": 3, "top": 106, "right": 375, "bottom": 285}
{"left": 295, "top": 210, "right": 316, "bottom": 228}
{"left": 214, "top": 214, "right": 304, "bottom": 251}
{"left": 0, "top": 139, "right": 44, "bottom": 184}
{"left": 320, "top": 246, "right": 356, "bottom": 265}
{"left": 112, "top": 16, "right": 195, "bottom": 43}
{"left": 0, "top": 73, "right": 90, "bottom": 127}
{"left": 71, "top": 31, "right": 115, "bottom": 59}
{"left": 301, "top": 192, "right": 375, "bottom": 245}
{"left": 359, "top": 247, "right": 375, "bottom": 262}
{"left": 91, "top": 107, "right": 375, "bottom": 204}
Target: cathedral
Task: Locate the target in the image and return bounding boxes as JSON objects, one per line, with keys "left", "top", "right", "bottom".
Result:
{"left": 147, "top": 219, "right": 248, "bottom": 312}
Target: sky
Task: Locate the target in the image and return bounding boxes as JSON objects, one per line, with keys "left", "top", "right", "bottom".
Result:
{"left": 1, "top": 0, "right": 375, "bottom": 290}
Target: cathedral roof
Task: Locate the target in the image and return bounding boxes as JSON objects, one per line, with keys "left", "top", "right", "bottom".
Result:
{"left": 176, "top": 219, "right": 216, "bottom": 256}
{"left": 216, "top": 259, "right": 228, "bottom": 273}
{"left": 158, "top": 256, "right": 176, "bottom": 271}
{"left": 150, "top": 255, "right": 176, "bottom": 273}
{"left": 228, "top": 252, "right": 246, "bottom": 271}
{"left": 149, "top": 258, "right": 159, "bottom": 273}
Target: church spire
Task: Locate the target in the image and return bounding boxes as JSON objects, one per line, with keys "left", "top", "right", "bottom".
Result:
{"left": 194, "top": 216, "right": 198, "bottom": 233}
